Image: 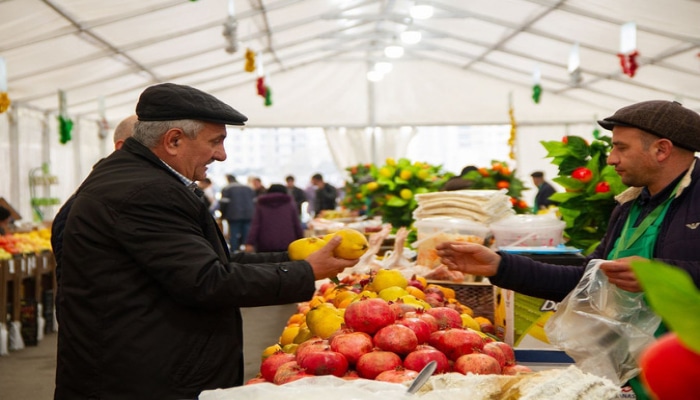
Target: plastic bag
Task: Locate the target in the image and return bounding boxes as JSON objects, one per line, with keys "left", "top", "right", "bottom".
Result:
{"left": 544, "top": 259, "right": 661, "bottom": 386}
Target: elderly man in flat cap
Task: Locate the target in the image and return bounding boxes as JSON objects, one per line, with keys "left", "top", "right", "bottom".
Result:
{"left": 54, "top": 83, "right": 358, "bottom": 400}
{"left": 435, "top": 100, "right": 700, "bottom": 398}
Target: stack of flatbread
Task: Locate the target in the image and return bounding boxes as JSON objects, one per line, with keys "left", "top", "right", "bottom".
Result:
{"left": 413, "top": 190, "right": 514, "bottom": 224}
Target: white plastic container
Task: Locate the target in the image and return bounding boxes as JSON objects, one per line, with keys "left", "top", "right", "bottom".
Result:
{"left": 413, "top": 218, "right": 491, "bottom": 268}
{"left": 490, "top": 214, "right": 566, "bottom": 248}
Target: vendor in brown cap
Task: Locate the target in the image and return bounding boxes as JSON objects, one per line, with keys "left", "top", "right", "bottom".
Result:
{"left": 54, "top": 83, "right": 359, "bottom": 400}
{"left": 434, "top": 100, "right": 700, "bottom": 399}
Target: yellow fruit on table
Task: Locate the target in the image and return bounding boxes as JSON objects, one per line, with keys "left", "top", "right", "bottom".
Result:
{"left": 306, "top": 303, "right": 344, "bottom": 339}
{"left": 355, "top": 290, "right": 378, "bottom": 300}
{"left": 399, "top": 294, "right": 431, "bottom": 310}
{"left": 288, "top": 237, "right": 328, "bottom": 260}
{"left": 405, "top": 285, "right": 426, "bottom": 300}
{"left": 279, "top": 324, "right": 300, "bottom": 346}
{"left": 261, "top": 343, "right": 282, "bottom": 360}
{"left": 400, "top": 188, "right": 413, "bottom": 200}
{"left": 333, "top": 289, "right": 358, "bottom": 308}
{"left": 308, "top": 295, "right": 326, "bottom": 309}
{"left": 293, "top": 327, "right": 313, "bottom": 344}
{"left": 461, "top": 314, "right": 481, "bottom": 331}
{"left": 378, "top": 286, "right": 409, "bottom": 301}
{"left": 287, "top": 313, "right": 305, "bottom": 326}
{"left": 323, "top": 228, "right": 369, "bottom": 260}
{"left": 371, "top": 269, "right": 408, "bottom": 292}
{"left": 282, "top": 343, "right": 299, "bottom": 354}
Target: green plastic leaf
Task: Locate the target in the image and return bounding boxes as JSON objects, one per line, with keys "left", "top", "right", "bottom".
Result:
{"left": 549, "top": 191, "right": 581, "bottom": 203}
{"left": 631, "top": 260, "right": 700, "bottom": 353}
{"left": 386, "top": 197, "right": 408, "bottom": 207}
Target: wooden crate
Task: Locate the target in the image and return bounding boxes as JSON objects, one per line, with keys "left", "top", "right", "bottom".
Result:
{"left": 427, "top": 280, "right": 495, "bottom": 323}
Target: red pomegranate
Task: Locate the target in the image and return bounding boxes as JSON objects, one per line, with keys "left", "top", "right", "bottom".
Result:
{"left": 426, "top": 307, "right": 463, "bottom": 329}
{"left": 356, "top": 350, "right": 403, "bottom": 380}
{"left": 260, "top": 351, "right": 296, "bottom": 382}
{"left": 375, "top": 368, "right": 419, "bottom": 383}
{"left": 502, "top": 364, "right": 533, "bottom": 375}
{"left": 373, "top": 324, "right": 419, "bottom": 355}
{"left": 244, "top": 376, "right": 267, "bottom": 385}
{"left": 405, "top": 310, "right": 439, "bottom": 332}
{"left": 429, "top": 328, "right": 484, "bottom": 361}
{"left": 454, "top": 353, "right": 502, "bottom": 375}
{"left": 404, "top": 347, "right": 450, "bottom": 374}
{"left": 273, "top": 361, "right": 312, "bottom": 385}
{"left": 295, "top": 337, "right": 329, "bottom": 364}
{"left": 298, "top": 348, "right": 349, "bottom": 377}
{"left": 330, "top": 331, "right": 374, "bottom": 365}
{"left": 482, "top": 342, "right": 507, "bottom": 368}
{"left": 344, "top": 298, "right": 396, "bottom": 335}
{"left": 490, "top": 341, "right": 516, "bottom": 366}
{"left": 397, "top": 317, "right": 432, "bottom": 344}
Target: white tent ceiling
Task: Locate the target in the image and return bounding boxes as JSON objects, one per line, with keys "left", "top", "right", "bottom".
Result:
{"left": 2, "top": 0, "right": 700, "bottom": 128}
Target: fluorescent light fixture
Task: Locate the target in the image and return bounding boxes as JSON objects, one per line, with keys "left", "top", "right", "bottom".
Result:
{"left": 568, "top": 42, "right": 580, "bottom": 73}
{"left": 367, "top": 70, "right": 384, "bottom": 82}
{"left": 620, "top": 22, "right": 637, "bottom": 54}
{"left": 384, "top": 44, "right": 404, "bottom": 58}
{"left": 374, "top": 61, "right": 393, "bottom": 74}
{"left": 401, "top": 30, "right": 422, "bottom": 44}
{"left": 410, "top": 3, "right": 434, "bottom": 20}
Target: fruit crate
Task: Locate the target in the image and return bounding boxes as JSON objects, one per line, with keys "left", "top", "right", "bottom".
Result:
{"left": 426, "top": 280, "right": 495, "bottom": 323}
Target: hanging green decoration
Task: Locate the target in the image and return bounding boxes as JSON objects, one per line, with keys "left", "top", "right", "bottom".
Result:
{"left": 531, "top": 84, "right": 542, "bottom": 104}
{"left": 58, "top": 89, "right": 73, "bottom": 144}
{"left": 264, "top": 86, "right": 272, "bottom": 106}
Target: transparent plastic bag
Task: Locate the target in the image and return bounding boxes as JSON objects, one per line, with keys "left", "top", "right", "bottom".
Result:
{"left": 544, "top": 259, "right": 661, "bottom": 386}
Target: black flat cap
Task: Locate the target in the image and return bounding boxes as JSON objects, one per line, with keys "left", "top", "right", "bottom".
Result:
{"left": 136, "top": 83, "right": 247, "bottom": 125}
{"left": 598, "top": 100, "right": 700, "bottom": 152}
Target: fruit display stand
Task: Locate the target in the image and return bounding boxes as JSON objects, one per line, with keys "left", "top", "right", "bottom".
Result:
{"left": 425, "top": 280, "right": 495, "bottom": 324}
{"left": 0, "top": 251, "right": 56, "bottom": 354}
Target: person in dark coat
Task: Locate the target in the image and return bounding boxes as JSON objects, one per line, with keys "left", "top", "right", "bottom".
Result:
{"left": 51, "top": 114, "right": 138, "bottom": 312}
{"left": 219, "top": 174, "right": 255, "bottom": 252}
{"left": 245, "top": 184, "right": 304, "bottom": 253}
{"left": 54, "top": 83, "right": 358, "bottom": 400}
{"left": 437, "top": 100, "right": 700, "bottom": 399}
{"left": 311, "top": 173, "right": 338, "bottom": 214}
{"left": 285, "top": 174, "right": 307, "bottom": 217}
{"left": 530, "top": 171, "right": 557, "bottom": 211}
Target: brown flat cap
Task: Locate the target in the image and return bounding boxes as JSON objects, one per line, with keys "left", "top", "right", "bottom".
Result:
{"left": 136, "top": 83, "right": 247, "bottom": 125}
{"left": 598, "top": 100, "right": 700, "bottom": 152}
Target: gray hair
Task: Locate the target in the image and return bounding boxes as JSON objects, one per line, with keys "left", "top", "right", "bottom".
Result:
{"left": 133, "top": 119, "right": 205, "bottom": 148}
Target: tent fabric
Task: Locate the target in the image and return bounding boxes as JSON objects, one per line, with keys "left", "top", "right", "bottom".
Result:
{"left": 1, "top": 0, "right": 698, "bottom": 125}
{"left": 1, "top": 0, "right": 699, "bottom": 222}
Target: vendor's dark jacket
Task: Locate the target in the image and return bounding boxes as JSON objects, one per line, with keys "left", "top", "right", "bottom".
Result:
{"left": 493, "top": 159, "right": 700, "bottom": 301}
{"left": 246, "top": 192, "right": 304, "bottom": 252}
{"left": 55, "top": 138, "right": 316, "bottom": 400}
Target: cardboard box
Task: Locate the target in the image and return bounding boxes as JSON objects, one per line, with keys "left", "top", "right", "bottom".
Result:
{"left": 495, "top": 287, "right": 575, "bottom": 366}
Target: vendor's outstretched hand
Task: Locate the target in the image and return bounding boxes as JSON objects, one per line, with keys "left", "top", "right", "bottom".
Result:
{"left": 436, "top": 242, "right": 501, "bottom": 277}
{"left": 306, "top": 235, "right": 359, "bottom": 280}
{"left": 600, "top": 256, "right": 646, "bottom": 292}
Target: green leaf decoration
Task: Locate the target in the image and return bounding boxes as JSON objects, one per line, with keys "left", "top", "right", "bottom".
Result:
{"left": 58, "top": 115, "right": 73, "bottom": 144}
{"left": 631, "top": 260, "right": 700, "bottom": 353}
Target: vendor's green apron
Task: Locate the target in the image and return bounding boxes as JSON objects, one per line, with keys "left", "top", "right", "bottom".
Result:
{"left": 608, "top": 192, "right": 675, "bottom": 399}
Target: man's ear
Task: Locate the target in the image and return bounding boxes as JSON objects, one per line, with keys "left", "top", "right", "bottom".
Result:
{"left": 655, "top": 138, "right": 673, "bottom": 162}
{"left": 163, "top": 128, "right": 183, "bottom": 155}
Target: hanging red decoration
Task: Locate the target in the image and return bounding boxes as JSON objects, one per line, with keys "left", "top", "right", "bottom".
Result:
{"left": 617, "top": 50, "right": 639, "bottom": 78}
{"left": 256, "top": 77, "right": 266, "bottom": 97}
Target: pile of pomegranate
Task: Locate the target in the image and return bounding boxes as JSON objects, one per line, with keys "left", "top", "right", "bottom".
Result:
{"left": 251, "top": 272, "right": 532, "bottom": 385}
